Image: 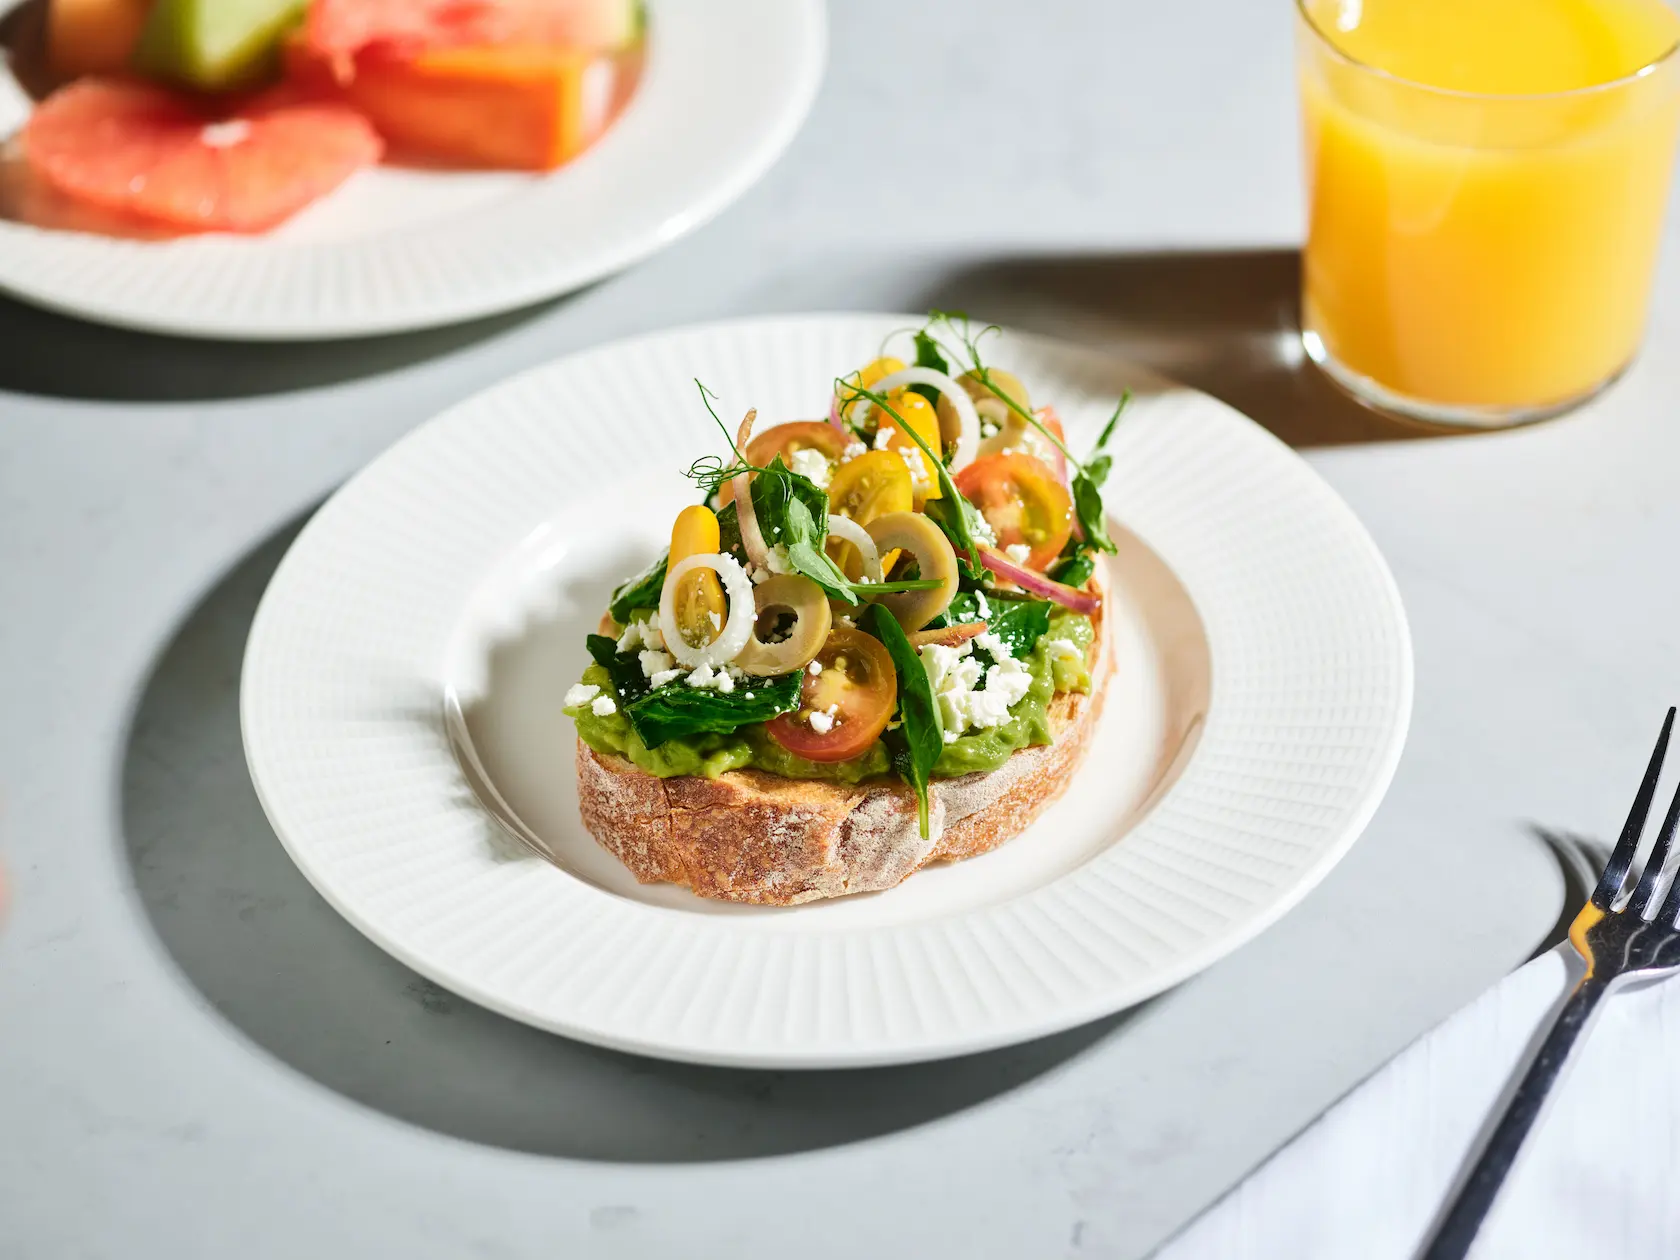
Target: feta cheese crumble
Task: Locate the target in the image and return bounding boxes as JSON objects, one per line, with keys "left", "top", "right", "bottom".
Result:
{"left": 919, "top": 634, "right": 1034, "bottom": 737}
{"left": 842, "top": 440, "right": 867, "bottom": 461}
{"left": 1004, "top": 543, "right": 1032, "bottom": 565}
{"left": 590, "top": 695, "right": 617, "bottom": 716}
{"left": 617, "top": 619, "right": 665, "bottom": 653}
{"left": 898, "top": 446, "right": 930, "bottom": 493}
{"left": 970, "top": 513, "right": 998, "bottom": 547}
{"left": 788, "top": 446, "right": 832, "bottom": 488}
{"left": 874, "top": 426, "right": 895, "bottom": 451}
{"left": 1043, "top": 637, "right": 1082, "bottom": 663}
{"left": 564, "top": 683, "right": 601, "bottom": 709}
{"left": 808, "top": 709, "right": 835, "bottom": 735}
{"left": 807, "top": 659, "right": 823, "bottom": 675}
{"left": 639, "top": 649, "right": 675, "bottom": 680}
{"left": 684, "top": 662, "right": 735, "bottom": 693}
{"left": 979, "top": 417, "right": 1001, "bottom": 439}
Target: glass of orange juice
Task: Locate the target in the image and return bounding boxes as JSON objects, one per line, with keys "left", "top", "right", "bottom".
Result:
{"left": 1297, "top": 0, "right": 1680, "bottom": 427}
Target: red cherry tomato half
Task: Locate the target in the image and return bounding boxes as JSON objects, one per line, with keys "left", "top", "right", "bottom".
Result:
{"left": 953, "top": 451, "right": 1074, "bottom": 571}
{"left": 765, "top": 627, "right": 897, "bottom": 763}
{"left": 718, "top": 422, "right": 851, "bottom": 506}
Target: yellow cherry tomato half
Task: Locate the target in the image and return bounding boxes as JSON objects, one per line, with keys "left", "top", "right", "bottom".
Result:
{"left": 825, "top": 449, "right": 916, "bottom": 577}
{"left": 835, "top": 354, "right": 906, "bottom": 423}
{"left": 765, "top": 627, "right": 897, "bottom": 763}
{"left": 953, "top": 451, "right": 1074, "bottom": 571}
{"left": 877, "top": 389, "right": 943, "bottom": 505}
{"left": 668, "top": 504, "right": 726, "bottom": 649}
{"left": 827, "top": 449, "right": 914, "bottom": 525}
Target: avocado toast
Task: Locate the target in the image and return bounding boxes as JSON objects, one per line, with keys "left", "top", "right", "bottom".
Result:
{"left": 564, "top": 315, "right": 1126, "bottom": 905}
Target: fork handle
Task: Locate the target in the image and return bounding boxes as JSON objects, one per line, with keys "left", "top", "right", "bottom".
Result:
{"left": 1416, "top": 972, "right": 1611, "bottom": 1260}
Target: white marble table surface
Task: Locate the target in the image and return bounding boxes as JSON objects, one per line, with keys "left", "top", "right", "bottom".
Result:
{"left": 5, "top": 1, "right": 1680, "bottom": 1257}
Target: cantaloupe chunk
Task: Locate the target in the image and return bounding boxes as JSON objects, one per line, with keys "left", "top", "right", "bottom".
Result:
{"left": 46, "top": 0, "right": 155, "bottom": 79}
{"left": 292, "top": 41, "right": 622, "bottom": 170}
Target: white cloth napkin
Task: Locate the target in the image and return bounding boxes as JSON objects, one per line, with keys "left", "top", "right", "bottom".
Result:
{"left": 1158, "top": 946, "right": 1680, "bottom": 1259}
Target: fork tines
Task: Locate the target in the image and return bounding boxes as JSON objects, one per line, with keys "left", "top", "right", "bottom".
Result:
{"left": 1594, "top": 706, "right": 1680, "bottom": 921}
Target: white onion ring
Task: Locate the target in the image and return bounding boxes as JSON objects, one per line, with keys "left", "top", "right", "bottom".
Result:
{"left": 825, "top": 514, "right": 883, "bottom": 583}
{"left": 859, "top": 367, "right": 981, "bottom": 472}
{"left": 659, "top": 553, "right": 756, "bottom": 668}
{"left": 978, "top": 547, "right": 1101, "bottom": 614}
{"left": 732, "top": 468, "right": 772, "bottom": 568}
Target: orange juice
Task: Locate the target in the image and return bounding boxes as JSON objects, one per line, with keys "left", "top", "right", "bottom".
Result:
{"left": 1299, "top": 0, "right": 1680, "bottom": 419}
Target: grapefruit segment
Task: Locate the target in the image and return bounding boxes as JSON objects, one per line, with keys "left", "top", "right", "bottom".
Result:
{"left": 23, "top": 79, "right": 383, "bottom": 233}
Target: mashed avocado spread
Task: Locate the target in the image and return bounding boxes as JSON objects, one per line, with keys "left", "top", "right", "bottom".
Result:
{"left": 569, "top": 610, "right": 1094, "bottom": 782}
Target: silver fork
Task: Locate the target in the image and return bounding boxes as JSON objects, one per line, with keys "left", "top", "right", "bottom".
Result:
{"left": 1419, "top": 707, "right": 1680, "bottom": 1259}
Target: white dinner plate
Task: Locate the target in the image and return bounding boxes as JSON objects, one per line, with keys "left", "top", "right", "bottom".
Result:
{"left": 241, "top": 314, "right": 1413, "bottom": 1068}
{"left": 0, "top": 0, "right": 823, "bottom": 339}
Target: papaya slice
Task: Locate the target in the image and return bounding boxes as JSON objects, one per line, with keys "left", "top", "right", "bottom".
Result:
{"left": 289, "top": 37, "right": 624, "bottom": 170}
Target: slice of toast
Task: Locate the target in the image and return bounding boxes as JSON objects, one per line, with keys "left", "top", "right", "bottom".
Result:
{"left": 574, "top": 599, "right": 1112, "bottom": 906}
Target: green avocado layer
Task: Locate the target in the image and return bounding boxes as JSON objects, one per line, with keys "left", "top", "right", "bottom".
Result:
{"left": 568, "top": 610, "right": 1094, "bottom": 782}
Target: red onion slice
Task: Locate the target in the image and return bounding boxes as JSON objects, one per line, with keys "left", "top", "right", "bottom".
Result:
{"left": 733, "top": 468, "right": 772, "bottom": 568}
{"left": 977, "top": 547, "right": 1101, "bottom": 614}
{"left": 828, "top": 393, "right": 845, "bottom": 431}
{"left": 908, "top": 621, "right": 989, "bottom": 650}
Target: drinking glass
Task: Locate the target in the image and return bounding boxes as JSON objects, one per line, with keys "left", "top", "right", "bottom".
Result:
{"left": 1297, "top": 0, "right": 1680, "bottom": 427}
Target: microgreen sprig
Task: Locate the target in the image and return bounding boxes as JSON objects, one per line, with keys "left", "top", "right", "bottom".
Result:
{"left": 683, "top": 379, "right": 765, "bottom": 499}
{"left": 924, "top": 311, "right": 1129, "bottom": 554}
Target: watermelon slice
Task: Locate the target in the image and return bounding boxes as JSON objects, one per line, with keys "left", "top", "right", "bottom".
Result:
{"left": 23, "top": 79, "right": 384, "bottom": 234}
{"left": 303, "top": 0, "right": 642, "bottom": 78}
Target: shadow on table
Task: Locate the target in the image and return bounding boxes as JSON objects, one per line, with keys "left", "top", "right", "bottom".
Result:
{"left": 118, "top": 518, "right": 1136, "bottom": 1163}
{"left": 911, "top": 249, "right": 1464, "bottom": 449}
{"left": 0, "top": 290, "right": 565, "bottom": 403}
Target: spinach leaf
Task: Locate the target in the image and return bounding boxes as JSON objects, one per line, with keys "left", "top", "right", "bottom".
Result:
{"left": 586, "top": 633, "right": 651, "bottom": 704}
{"left": 587, "top": 632, "right": 803, "bottom": 747}
{"left": 623, "top": 672, "right": 802, "bottom": 748}
{"left": 748, "top": 456, "right": 858, "bottom": 604}
{"left": 862, "top": 604, "right": 942, "bottom": 839}
{"left": 944, "top": 590, "right": 1052, "bottom": 659}
{"left": 1049, "top": 549, "right": 1096, "bottom": 588}
{"left": 716, "top": 498, "right": 742, "bottom": 559}
{"left": 910, "top": 330, "right": 949, "bottom": 408}
{"left": 607, "top": 555, "right": 668, "bottom": 625}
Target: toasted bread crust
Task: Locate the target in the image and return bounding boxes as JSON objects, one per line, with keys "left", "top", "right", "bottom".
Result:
{"left": 576, "top": 605, "right": 1110, "bottom": 905}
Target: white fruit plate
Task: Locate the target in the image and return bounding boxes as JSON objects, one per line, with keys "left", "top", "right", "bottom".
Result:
{"left": 0, "top": 0, "right": 824, "bottom": 338}
{"left": 241, "top": 314, "right": 1414, "bottom": 1068}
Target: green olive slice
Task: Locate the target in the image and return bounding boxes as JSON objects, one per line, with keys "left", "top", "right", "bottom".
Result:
{"left": 938, "top": 368, "right": 1031, "bottom": 449}
{"left": 733, "top": 574, "right": 834, "bottom": 676}
{"left": 863, "top": 512, "right": 960, "bottom": 630}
